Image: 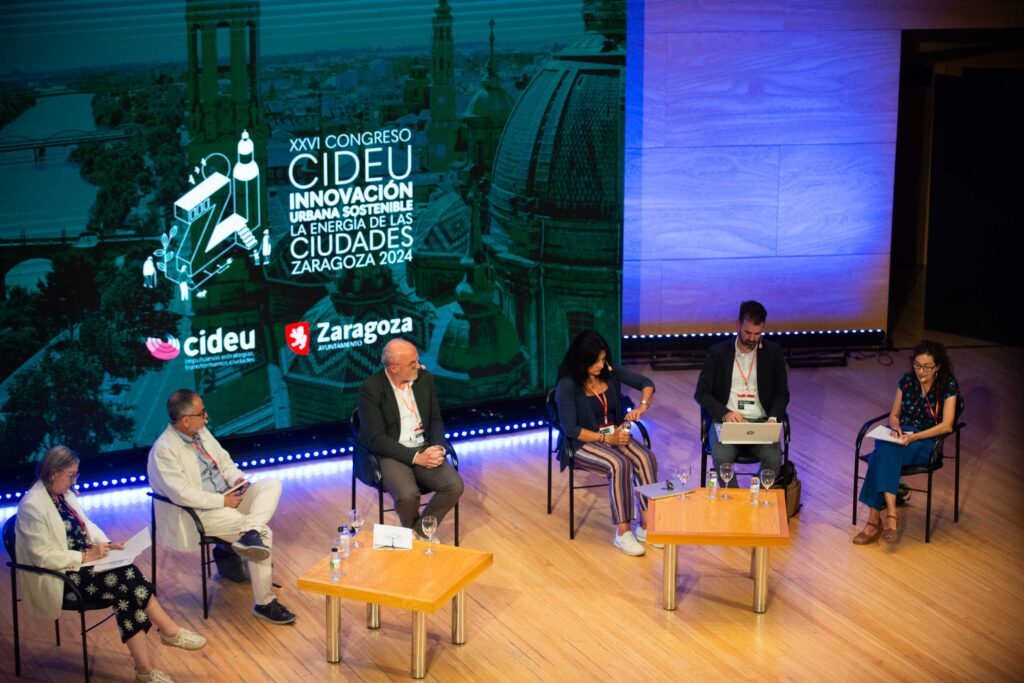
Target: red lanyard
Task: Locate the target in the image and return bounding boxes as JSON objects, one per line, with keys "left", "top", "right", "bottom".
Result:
{"left": 56, "top": 495, "right": 92, "bottom": 547}
{"left": 735, "top": 352, "right": 756, "bottom": 388}
{"left": 593, "top": 390, "right": 609, "bottom": 423}
{"left": 192, "top": 435, "right": 220, "bottom": 471}
{"left": 922, "top": 388, "right": 940, "bottom": 423}
{"left": 396, "top": 384, "right": 422, "bottom": 423}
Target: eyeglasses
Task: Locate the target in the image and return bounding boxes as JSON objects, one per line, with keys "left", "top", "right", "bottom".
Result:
{"left": 389, "top": 356, "right": 420, "bottom": 370}
{"left": 179, "top": 408, "right": 208, "bottom": 420}
{"left": 62, "top": 470, "right": 80, "bottom": 481}
{"left": 912, "top": 362, "right": 937, "bottom": 371}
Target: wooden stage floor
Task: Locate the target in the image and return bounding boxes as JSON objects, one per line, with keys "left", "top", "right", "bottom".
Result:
{"left": 1, "top": 345, "right": 1022, "bottom": 681}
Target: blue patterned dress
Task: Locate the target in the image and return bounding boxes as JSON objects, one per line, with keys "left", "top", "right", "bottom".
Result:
{"left": 858, "top": 372, "right": 959, "bottom": 509}
{"left": 54, "top": 495, "right": 154, "bottom": 642}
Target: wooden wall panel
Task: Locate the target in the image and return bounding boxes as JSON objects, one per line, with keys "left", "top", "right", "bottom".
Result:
{"left": 663, "top": 30, "right": 900, "bottom": 148}
{"left": 626, "top": 145, "right": 780, "bottom": 260}
{"left": 624, "top": 253, "right": 890, "bottom": 335}
{"left": 784, "top": 0, "right": 1024, "bottom": 31}
{"left": 776, "top": 142, "right": 896, "bottom": 257}
{"left": 644, "top": 0, "right": 784, "bottom": 33}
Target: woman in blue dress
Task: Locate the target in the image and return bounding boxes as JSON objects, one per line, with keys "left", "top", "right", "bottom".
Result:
{"left": 853, "top": 340, "right": 959, "bottom": 545}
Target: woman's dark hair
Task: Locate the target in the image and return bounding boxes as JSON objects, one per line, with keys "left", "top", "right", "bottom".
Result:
{"left": 911, "top": 339, "right": 955, "bottom": 393}
{"left": 558, "top": 330, "right": 614, "bottom": 387}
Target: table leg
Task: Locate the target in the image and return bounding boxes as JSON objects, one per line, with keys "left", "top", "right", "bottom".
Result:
{"left": 325, "top": 596, "right": 341, "bottom": 663}
{"left": 367, "top": 603, "right": 380, "bottom": 629}
{"left": 411, "top": 610, "right": 427, "bottom": 679}
{"left": 750, "top": 547, "right": 755, "bottom": 578}
{"left": 451, "top": 590, "right": 465, "bottom": 644}
{"left": 662, "top": 543, "right": 678, "bottom": 610}
{"left": 752, "top": 546, "right": 769, "bottom": 613}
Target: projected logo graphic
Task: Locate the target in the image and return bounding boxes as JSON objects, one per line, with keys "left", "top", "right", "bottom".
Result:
{"left": 285, "top": 322, "right": 310, "bottom": 356}
{"left": 150, "top": 130, "right": 266, "bottom": 298}
{"left": 145, "top": 336, "right": 181, "bottom": 361}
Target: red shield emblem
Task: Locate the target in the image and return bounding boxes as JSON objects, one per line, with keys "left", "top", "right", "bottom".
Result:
{"left": 285, "top": 322, "right": 310, "bottom": 355}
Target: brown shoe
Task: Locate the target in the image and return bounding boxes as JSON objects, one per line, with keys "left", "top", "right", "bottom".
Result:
{"left": 882, "top": 513, "right": 900, "bottom": 544}
{"left": 852, "top": 521, "right": 882, "bottom": 545}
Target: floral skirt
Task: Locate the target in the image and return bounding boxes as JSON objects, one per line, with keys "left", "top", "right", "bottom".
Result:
{"left": 62, "top": 562, "right": 153, "bottom": 642}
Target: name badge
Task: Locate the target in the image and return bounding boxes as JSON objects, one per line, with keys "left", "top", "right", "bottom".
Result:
{"left": 598, "top": 422, "right": 616, "bottom": 435}
{"left": 737, "top": 392, "right": 757, "bottom": 414}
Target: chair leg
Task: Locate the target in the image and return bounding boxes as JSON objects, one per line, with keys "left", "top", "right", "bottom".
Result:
{"left": 201, "top": 543, "right": 209, "bottom": 620}
{"left": 547, "top": 427, "right": 553, "bottom": 514}
{"left": 852, "top": 456, "right": 861, "bottom": 527}
{"left": 351, "top": 465, "right": 357, "bottom": 512}
{"left": 569, "top": 461, "right": 576, "bottom": 540}
{"left": 378, "top": 486, "right": 385, "bottom": 525}
{"left": 150, "top": 498, "right": 158, "bottom": 596}
{"left": 700, "top": 449, "right": 708, "bottom": 487}
{"left": 55, "top": 619, "right": 61, "bottom": 646}
{"left": 12, "top": 572, "right": 21, "bottom": 676}
{"left": 925, "top": 470, "right": 934, "bottom": 543}
{"left": 454, "top": 502, "right": 460, "bottom": 547}
{"left": 80, "top": 610, "right": 89, "bottom": 683}
{"left": 954, "top": 433, "right": 961, "bottom": 523}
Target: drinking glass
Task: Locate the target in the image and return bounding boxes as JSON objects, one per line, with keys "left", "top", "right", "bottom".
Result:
{"left": 718, "top": 463, "right": 734, "bottom": 499}
{"left": 759, "top": 468, "right": 776, "bottom": 506}
{"left": 421, "top": 515, "right": 437, "bottom": 554}
{"left": 675, "top": 464, "right": 691, "bottom": 500}
{"left": 349, "top": 508, "right": 365, "bottom": 548}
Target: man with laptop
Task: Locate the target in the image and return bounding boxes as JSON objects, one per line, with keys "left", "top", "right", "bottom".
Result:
{"left": 694, "top": 300, "right": 790, "bottom": 487}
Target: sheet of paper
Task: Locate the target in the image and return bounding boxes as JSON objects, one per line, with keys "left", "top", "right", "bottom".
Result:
{"left": 635, "top": 480, "right": 692, "bottom": 500}
{"left": 83, "top": 528, "right": 151, "bottom": 571}
{"left": 866, "top": 424, "right": 904, "bottom": 444}
{"left": 372, "top": 523, "right": 413, "bottom": 550}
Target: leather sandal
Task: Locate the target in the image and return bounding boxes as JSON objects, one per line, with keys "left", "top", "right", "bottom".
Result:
{"left": 852, "top": 521, "right": 882, "bottom": 545}
{"left": 882, "top": 513, "right": 900, "bottom": 544}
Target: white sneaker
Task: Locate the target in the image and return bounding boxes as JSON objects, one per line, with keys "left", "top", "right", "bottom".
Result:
{"left": 613, "top": 530, "right": 645, "bottom": 556}
{"left": 634, "top": 526, "right": 664, "bottom": 549}
{"left": 160, "top": 627, "right": 207, "bottom": 650}
{"left": 135, "top": 669, "right": 174, "bottom": 683}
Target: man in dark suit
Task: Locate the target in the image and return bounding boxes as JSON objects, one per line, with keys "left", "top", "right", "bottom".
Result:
{"left": 356, "top": 338, "right": 464, "bottom": 536}
{"left": 694, "top": 301, "right": 789, "bottom": 486}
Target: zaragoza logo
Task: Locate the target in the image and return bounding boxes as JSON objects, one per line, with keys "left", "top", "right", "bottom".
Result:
{"left": 285, "top": 322, "right": 310, "bottom": 356}
{"left": 146, "top": 130, "right": 271, "bottom": 300}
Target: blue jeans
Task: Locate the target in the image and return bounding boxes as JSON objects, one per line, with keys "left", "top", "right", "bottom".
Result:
{"left": 858, "top": 438, "right": 934, "bottom": 510}
{"left": 709, "top": 419, "right": 783, "bottom": 488}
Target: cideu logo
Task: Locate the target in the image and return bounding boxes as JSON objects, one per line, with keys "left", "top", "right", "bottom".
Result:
{"left": 145, "top": 328, "right": 256, "bottom": 361}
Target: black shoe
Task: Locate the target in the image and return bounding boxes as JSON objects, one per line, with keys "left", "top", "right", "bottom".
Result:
{"left": 212, "top": 543, "right": 249, "bottom": 583}
{"left": 232, "top": 530, "right": 271, "bottom": 562}
{"left": 253, "top": 599, "right": 296, "bottom": 625}
{"left": 896, "top": 482, "right": 912, "bottom": 507}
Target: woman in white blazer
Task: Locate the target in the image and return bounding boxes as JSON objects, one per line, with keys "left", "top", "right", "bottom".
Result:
{"left": 15, "top": 446, "right": 208, "bottom": 683}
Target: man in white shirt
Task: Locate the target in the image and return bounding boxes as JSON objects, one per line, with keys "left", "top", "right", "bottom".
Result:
{"left": 694, "top": 301, "right": 790, "bottom": 486}
{"left": 355, "top": 339, "right": 464, "bottom": 537}
{"left": 147, "top": 390, "right": 296, "bottom": 624}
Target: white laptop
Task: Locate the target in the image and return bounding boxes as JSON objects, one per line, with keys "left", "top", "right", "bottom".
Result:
{"left": 715, "top": 421, "right": 782, "bottom": 445}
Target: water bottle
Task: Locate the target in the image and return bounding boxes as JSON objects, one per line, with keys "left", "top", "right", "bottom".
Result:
{"left": 329, "top": 547, "right": 341, "bottom": 582}
{"left": 338, "top": 525, "right": 351, "bottom": 558}
{"left": 707, "top": 469, "right": 718, "bottom": 499}
{"left": 750, "top": 476, "right": 761, "bottom": 506}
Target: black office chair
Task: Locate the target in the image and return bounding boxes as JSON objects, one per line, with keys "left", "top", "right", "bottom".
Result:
{"left": 852, "top": 395, "right": 965, "bottom": 543}
{"left": 349, "top": 409, "right": 460, "bottom": 546}
{"left": 4, "top": 514, "right": 117, "bottom": 683}
{"left": 148, "top": 492, "right": 219, "bottom": 619}
{"left": 699, "top": 408, "right": 790, "bottom": 486}
{"left": 546, "top": 389, "right": 652, "bottom": 540}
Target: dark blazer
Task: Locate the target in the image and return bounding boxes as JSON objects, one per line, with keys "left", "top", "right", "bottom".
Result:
{"left": 694, "top": 338, "right": 789, "bottom": 421}
{"left": 355, "top": 368, "right": 446, "bottom": 485}
{"left": 555, "top": 363, "right": 655, "bottom": 463}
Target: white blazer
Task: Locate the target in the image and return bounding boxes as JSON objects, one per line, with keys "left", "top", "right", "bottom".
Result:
{"left": 14, "top": 480, "right": 109, "bottom": 620}
{"left": 146, "top": 425, "right": 242, "bottom": 551}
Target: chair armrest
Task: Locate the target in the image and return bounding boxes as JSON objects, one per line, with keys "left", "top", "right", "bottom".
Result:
{"left": 633, "top": 420, "right": 651, "bottom": 449}
{"left": 148, "top": 491, "right": 206, "bottom": 535}
{"left": 855, "top": 413, "right": 890, "bottom": 457}
{"left": 7, "top": 560, "right": 87, "bottom": 602}
{"left": 443, "top": 442, "right": 459, "bottom": 470}
{"left": 781, "top": 413, "right": 792, "bottom": 451}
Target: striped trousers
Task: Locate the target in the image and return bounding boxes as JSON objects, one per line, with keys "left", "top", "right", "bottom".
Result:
{"left": 574, "top": 439, "right": 658, "bottom": 525}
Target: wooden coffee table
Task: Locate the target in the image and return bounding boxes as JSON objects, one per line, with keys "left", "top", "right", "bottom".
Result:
{"left": 296, "top": 541, "right": 493, "bottom": 678}
{"left": 647, "top": 488, "right": 790, "bottom": 613}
